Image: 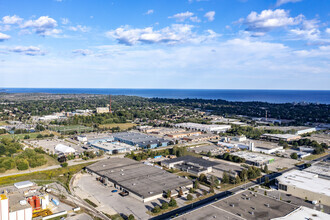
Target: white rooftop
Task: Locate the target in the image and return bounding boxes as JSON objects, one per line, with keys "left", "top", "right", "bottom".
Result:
{"left": 263, "top": 133, "right": 300, "bottom": 139}
{"left": 277, "top": 170, "right": 330, "bottom": 197}
{"left": 55, "top": 144, "right": 75, "bottom": 153}
{"left": 272, "top": 206, "right": 330, "bottom": 220}
{"left": 14, "top": 181, "right": 34, "bottom": 189}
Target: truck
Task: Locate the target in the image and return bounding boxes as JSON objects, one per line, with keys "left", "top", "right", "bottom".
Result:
{"left": 51, "top": 198, "right": 60, "bottom": 206}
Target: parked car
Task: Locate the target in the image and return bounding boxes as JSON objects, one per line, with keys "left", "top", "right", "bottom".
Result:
{"left": 111, "top": 190, "right": 118, "bottom": 193}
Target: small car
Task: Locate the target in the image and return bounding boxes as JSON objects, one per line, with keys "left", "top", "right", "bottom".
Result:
{"left": 111, "top": 190, "right": 118, "bottom": 193}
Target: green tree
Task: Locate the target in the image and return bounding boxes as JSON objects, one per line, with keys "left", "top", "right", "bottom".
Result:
{"left": 193, "top": 180, "right": 200, "bottom": 189}
{"left": 24, "top": 135, "right": 30, "bottom": 139}
{"left": 290, "top": 153, "right": 298, "bottom": 159}
{"left": 187, "top": 194, "right": 193, "bottom": 201}
{"left": 235, "top": 175, "right": 241, "bottom": 184}
{"left": 152, "top": 206, "right": 161, "bottom": 213}
{"left": 169, "top": 198, "right": 177, "bottom": 207}
{"left": 61, "top": 162, "right": 68, "bottom": 167}
{"left": 263, "top": 165, "right": 269, "bottom": 174}
{"left": 166, "top": 190, "right": 171, "bottom": 198}
{"left": 161, "top": 202, "right": 169, "bottom": 210}
{"left": 222, "top": 172, "right": 230, "bottom": 184}
{"left": 127, "top": 214, "right": 135, "bottom": 220}
{"left": 16, "top": 159, "right": 29, "bottom": 170}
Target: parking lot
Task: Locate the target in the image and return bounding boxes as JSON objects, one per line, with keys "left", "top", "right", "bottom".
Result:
{"left": 73, "top": 173, "right": 174, "bottom": 220}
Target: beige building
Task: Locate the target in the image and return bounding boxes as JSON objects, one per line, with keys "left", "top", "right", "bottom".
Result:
{"left": 96, "top": 107, "right": 110, "bottom": 114}
{"left": 277, "top": 170, "right": 330, "bottom": 206}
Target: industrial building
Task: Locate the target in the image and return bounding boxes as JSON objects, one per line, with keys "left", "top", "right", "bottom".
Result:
{"left": 86, "top": 158, "right": 193, "bottom": 202}
{"left": 112, "top": 132, "right": 169, "bottom": 149}
{"left": 174, "top": 123, "right": 231, "bottom": 133}
{"left": 161, "top": 156, "right": 218, "bottom": 176}
{"left": 261, "top": 133, "right": 301, "bottom": 142}
{"left": 87, "top": 136, "right": 114, "bottom": 145}
{"left": 272, "top": 206, "right": 330, "bottom": 220}
{"left": 295, "top": 127, "right": 317, "bottom": 135}
{"left": 166, "top": 131, "right": 202, "bottom": 139}
{"left": 277, "top": 170, "right": 330, "bottom": 206}
{"left": 182, "top": 133, "right": 219, "bottom": 142}
{"left": 231, "top": 151, "right": 275, "bottom": 166}
{"left": 304, "top": 161, "right": 330, "bottom": 180}
{"left": 90, "top": 141, "right": 136, "bottom": 154}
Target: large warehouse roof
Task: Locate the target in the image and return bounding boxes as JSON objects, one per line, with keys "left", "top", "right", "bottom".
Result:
{"left": 55, "top": 144, "right": 75, "bottom": 153}
{"left": 86, "top": 158, "right": 192, "bottom": 199}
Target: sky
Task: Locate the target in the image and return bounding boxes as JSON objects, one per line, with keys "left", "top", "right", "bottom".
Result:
{"left": 0, "top": 0, "right": 329, "bottom": 90}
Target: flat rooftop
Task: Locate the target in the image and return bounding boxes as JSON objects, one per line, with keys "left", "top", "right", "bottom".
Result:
{"left": 91, "top": 142, "right": 134, "bottom": 151}
{"left": 86, "top": 158, "right": 192, "bottom": 199}
{"left": 277, "top": 170, "right": 330, "bottom": 197}
{"left": 272, "top": 206, "right": 330, "bottom": 220}
{"left": 112, "top": 132, "right": 168, "bottom": 144}
{"left": 262, "top": 134, "right": 300, "bottom": 139}
{"left": 231, "top": 151, "right": 274, "bottom": 162}
{"left": 175, "top": 191, "right": 297, "bottom": 220}
{"left": 8, "top": 194, "right": 31, "bottom": 212}
{"left": 304, "top": 161, "right": 330, "bottom": 178}
{"left": 162, "top": 155, "right": 219, "bottom": 168}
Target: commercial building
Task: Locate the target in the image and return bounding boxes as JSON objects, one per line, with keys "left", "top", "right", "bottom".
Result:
{"left": 161, "top": 156, "right": 218, "bottom": 176}
{"left": 112, "top": 132, "right": 169, "bottom": 149}
{"left": 87, "top": 136, "right": 114, "bottom": 145}
{"left": 86, "top": 158, "right": 193, "bottom": 202}
{"left": 90, "top": 141, "right": 136, "bottom": 154}
{"left": 231, "top": 151, "right": 275, "bottom": 166}
{"left": 261, "top": 134, "right": 301, "bottom": 142}
{"left": 174, "top": 123, "right": 231, "bottom": 133}
{"left": 277, "top": 170, "right": 330, "bottom": 206}
{"left": 76, "top": 135, "right": 88, "bottom": 142}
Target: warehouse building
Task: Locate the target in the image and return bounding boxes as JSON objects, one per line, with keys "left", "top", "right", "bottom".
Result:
{"left": 174, "top": 123, "right": 231, "bottom": 133}
{"left": 231, "top": 151, "right": 275, "bottom": 166}
{"left": 304, "top": 161, "right": 330, "bottom": 180}
{"left": 182, "top": 133, "right": 219, "bottom": 142}
{"left": 86, "top": 158, "right": 193, "bottom": 202}
{"left": 166, "top": 131, "right": 202, "bottom": 139}
{"left": 277, "top": 170, "right": 330, "bottom": 206}
{"left": 54, "top": 144, "right": 75, "bottom": 155}
{"left": 261, "top": 134, "right": 301, "bottom": 142}
{"left": 90, "top": 141, "right": 136, "bottom": 154}
{"left": 161, "top": 156, "right": 218, "bottom": 176}
{"left": 112, "top": 132, "right": 169, "bottom": 149}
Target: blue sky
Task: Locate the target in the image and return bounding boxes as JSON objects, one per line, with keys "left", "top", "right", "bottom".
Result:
{"left": 0, "top": 0, "right": 329, "bottom": 89}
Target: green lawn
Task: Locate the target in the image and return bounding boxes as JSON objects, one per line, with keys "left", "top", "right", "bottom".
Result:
{"left": 303, "top": 152, "right": 328, "bottom": 161}
{"left": 99, "top": 123, "right": 136, "bottom": 130}
{"left": 49, "top": 125, "right": 93, "bottom": 133}
{"left": 0, "top": 121, "right": 8, "bottom": 126}
{"left": 0, "top": 131, "right": 57, "bottom": 140}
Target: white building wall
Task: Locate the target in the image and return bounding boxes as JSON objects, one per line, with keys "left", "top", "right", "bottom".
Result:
{"left": 16, "top": 210, "right": 24, "bottom": 220}
{"left": 8, "top": 212, "right": 15, "bottom": 220}
{"left": 1, "top": 197, "right": 9, "bottom": 220}
{"left": 25, "top": 208, "right": 32, "bottom": 220}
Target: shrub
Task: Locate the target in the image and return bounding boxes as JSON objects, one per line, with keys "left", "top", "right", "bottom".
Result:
{"left": 61, "top": 162, "right": 68, "bottom": 167}
{"left": 16, "top": 160, "right": 29, "bottom": 170}
{"left": 187, "top": 194, "right": 193, "bottom": 201}
{"left": 169, "top": 198, "right": 177, "bottom": 207}
{"left": 161, "top": 202, "right": 169, "bottom": 210}
{"left": 152, "top": 206, "right": 161, "bottom": 213}
{"left": 127, "top": 214, "right": 135, "bottom": 220}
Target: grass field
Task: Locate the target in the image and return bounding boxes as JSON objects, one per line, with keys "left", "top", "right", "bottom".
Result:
{"left": 0, "top": 130, "right": 58, "bottom": 140}
{"left": 49, "top": 125, "right": 93, "bottom": 133}
{"left": 99, "top": 123, "right": 136, "bottom": 130}
{"left": 0, "top": 162, "right": 94, "bottom": 190}
{"left": 0, "top": 121, "right": 8, "bottom": 126}
{"left": 303, "top": 152, "right": 328, "bottom": 161}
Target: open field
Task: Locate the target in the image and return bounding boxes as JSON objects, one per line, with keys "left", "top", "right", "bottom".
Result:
{"left": 49, "top": 125, "right": 93, "bottom": 133}
{"left": 99, "top": 123, "right": 136, "bottom": 130}
{"left": 0, "top": 162, "right": 94, "bottom": 190}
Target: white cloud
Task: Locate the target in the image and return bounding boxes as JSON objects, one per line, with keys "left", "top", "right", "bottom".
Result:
{"left": 190, "top": 16, "right": 201, "bottom": 23}
{"left": 169, "top": 11, "right": 194, "bottom": 22}
{"left": 69, "top": 25, "right": 89, "bottom": 32}
{"left": 72, "top": 49, "right": 93, "bottom": 56}
{"left": 0, "top": 32, "right": 11, "bottom": 41}
{"left": 326, "top": 28, "right": 330, "bottom": 34}
{"left": 61, "top": 18, "right": 69, "bottom": 25}
{"left": 2, "top": 15, "right": 23, "bottom": 25}
{"left": 106, "top": 24, "right": 218, "bottom": 46}
{"left": 204, "top": 11, "right": 215, "bottom": 22}
{"left": 243, "top": 9, "right": 303, "bottom": 33}
{"left": 21, "top": 16, "right": 60, "bottom": 36}
{"left": 276, "top": 0, "right": 302, "bottom": 7}
{"left": 9, "top": 46, "right": 45, "bottom": 56}
{"left": 144, "top": 9, "right": 154, "bottom": 15}
{"left": 290, "top": 19, "right": 320, "bottom": 41}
